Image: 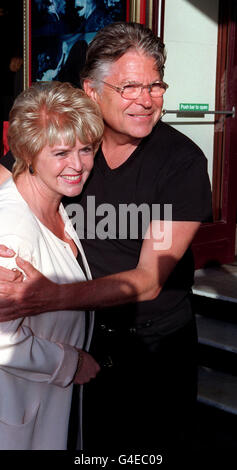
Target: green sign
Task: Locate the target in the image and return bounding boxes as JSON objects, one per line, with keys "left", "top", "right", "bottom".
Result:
{"left": 179, "top": 103, "right": 209, "bottom": 112}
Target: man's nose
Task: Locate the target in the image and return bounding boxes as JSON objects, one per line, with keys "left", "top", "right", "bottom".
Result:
{"left": 135, "top": 86, "right": 153, "bottom": 106}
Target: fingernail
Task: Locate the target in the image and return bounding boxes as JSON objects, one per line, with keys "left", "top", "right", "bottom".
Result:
{"left": 3, "top": 249, "right": 15, "bottom": 255}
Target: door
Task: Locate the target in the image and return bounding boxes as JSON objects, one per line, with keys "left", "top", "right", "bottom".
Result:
{"left": 162, "top": 0, "right": 237, "bottom": 268}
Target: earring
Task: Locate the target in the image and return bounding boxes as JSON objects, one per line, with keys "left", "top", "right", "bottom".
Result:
{"left": 29, "top": 164, "right": 34, "bottom": 175}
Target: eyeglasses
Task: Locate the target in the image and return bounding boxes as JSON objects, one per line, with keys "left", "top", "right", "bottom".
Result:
{"left": 99, "top": 80, "right": 168, "bottom": 100}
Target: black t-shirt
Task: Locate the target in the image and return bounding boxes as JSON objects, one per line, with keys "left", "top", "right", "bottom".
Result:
{"left": 1, "top": 121, "right": 212, "bottom": 333}
{"left": 0, "top": 151, "right": 15, "bottom": 171}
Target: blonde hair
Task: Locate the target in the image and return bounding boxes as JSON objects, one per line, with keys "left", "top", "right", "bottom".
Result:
{"left": 8, "top": 81, "right": 104, "bottom": 178}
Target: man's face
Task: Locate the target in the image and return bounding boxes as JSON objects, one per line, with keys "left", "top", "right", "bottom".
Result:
{"left": 74, "top": 0, "right": 94, "bottom": 17}
{"left": 74, "top": 0, "right": 86, "bottom": 16}
{"left": 90, "top": 51, "right": 164, "bottom": 144}
{"left": 36, "top": 0, "right": 65, "bottom": 15}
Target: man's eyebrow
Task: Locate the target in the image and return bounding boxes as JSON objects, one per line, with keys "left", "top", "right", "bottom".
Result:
{"left": 119, "top": 79, "right": 160, "bottom": 86}
{"left": 120, "top": 80, "right": 141, "bottom": 85}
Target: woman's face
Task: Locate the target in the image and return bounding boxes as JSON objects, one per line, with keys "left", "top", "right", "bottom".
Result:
{"left": 32, "top": 138, "right": 95, "bottom": 200}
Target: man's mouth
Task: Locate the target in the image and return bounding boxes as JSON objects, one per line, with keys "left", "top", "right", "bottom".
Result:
{"left": 128, "top": 113, "right": 153, "bottom": 117}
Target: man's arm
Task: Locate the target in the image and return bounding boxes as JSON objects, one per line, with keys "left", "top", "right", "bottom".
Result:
{"left": 0, "top": 221, "right": 200, "bottom": 320}
{"left": 0, "top": 165, "right": 11, "bottom": 185}
{"left": 59, "top": 220, "right": 200, "bottom": 308}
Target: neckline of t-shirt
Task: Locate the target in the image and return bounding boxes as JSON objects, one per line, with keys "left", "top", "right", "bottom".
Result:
{"left": 97, "top": 141, "right": 143, "bottom": 176}
{"left": 96, "top": 122, "right": 161, "bottom": 176}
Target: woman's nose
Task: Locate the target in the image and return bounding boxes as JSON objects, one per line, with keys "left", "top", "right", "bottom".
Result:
{"left": 69, "top": 152, "right": 83, "bottom": 171}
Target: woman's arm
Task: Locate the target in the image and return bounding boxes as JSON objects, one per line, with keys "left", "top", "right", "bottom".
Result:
{"left": 0, "top": 316, "right": 79, "bottom": 387}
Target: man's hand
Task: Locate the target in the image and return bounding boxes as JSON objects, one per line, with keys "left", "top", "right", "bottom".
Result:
{"left": 73, "top": 350, "right": 100, "bottom": 384}
{"left": 0, "top": 265, "right": 24, "bottom": 283}
{"left": 0, "top": 256, "right": 60, "bottom": 321}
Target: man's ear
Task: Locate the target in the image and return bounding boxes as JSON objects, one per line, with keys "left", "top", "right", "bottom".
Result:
{"left": 83, "top": 80, "right": 99, "bottom": 103}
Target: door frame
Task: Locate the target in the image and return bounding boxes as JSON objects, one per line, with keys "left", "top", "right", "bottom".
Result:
{"left": 192, "top": 0, "right": 237, "bottom": 269}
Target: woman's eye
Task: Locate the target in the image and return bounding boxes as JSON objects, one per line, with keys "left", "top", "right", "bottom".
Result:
{"left": 55, "top": 151, "right": 67, "bottom": 157}
{"left": 81, "top": 146, "right": 93, "bottom": 154}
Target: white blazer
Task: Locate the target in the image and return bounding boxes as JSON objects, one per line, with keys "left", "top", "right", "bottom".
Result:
{"left": 0, "top": 178, "right": 94, "bottom": 450}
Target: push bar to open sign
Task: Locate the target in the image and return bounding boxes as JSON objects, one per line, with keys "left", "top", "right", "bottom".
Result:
{"left": 163, "top": 106, "right": 235, "bottom": 118}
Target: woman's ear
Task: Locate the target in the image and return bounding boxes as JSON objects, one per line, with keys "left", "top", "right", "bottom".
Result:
{"left": 83, "top": 80, "right": 99, "bottom": 103}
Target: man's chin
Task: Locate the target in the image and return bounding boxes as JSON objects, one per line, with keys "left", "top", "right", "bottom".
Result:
{"left": 126, "top": 116, "right": 160, "bottom": 139}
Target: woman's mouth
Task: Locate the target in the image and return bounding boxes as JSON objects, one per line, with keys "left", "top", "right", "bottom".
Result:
{"left": 60, "top": 174, "right": 83, "bottom": 184}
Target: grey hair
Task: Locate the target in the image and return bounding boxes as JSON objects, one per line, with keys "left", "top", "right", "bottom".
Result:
{"left": 8, "top": 81, "right": 104, "bottom": 179}
{"left": 80, "top": 22, "right": 166, "bottom": 91}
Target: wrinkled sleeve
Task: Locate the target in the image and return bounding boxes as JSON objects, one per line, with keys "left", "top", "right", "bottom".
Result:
{"left": 0, "top": 234, "right": 79, "bottom": 387}
{"left": 155, "top": 148, "right": 212, "bottom": 222}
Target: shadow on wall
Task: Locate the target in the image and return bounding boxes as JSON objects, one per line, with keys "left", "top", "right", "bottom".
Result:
{"left": 186, "top": 0, "right": 219, "bottom": 23}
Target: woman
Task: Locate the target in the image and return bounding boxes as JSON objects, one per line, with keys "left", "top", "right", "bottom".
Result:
{"left": 0, "top": 81, "right": 103, "bottom": 449}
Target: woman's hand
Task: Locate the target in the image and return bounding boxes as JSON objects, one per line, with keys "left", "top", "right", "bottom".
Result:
{"left": 0, "top": 245, "right": 24, "bottom": 283}
{"left": 73, "top": 350, "right": 101, "bottom": 385}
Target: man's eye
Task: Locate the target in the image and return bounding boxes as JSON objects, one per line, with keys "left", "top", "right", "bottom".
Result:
{"left": 152, "top": 83, "right": 163, "bottom": 89}
{"left": 124, "top": 85, "right": 139, "bottom": 90}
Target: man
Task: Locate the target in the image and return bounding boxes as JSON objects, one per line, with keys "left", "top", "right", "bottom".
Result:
{"left": 0, "top": 22, "right": 212, "bottom": 453}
